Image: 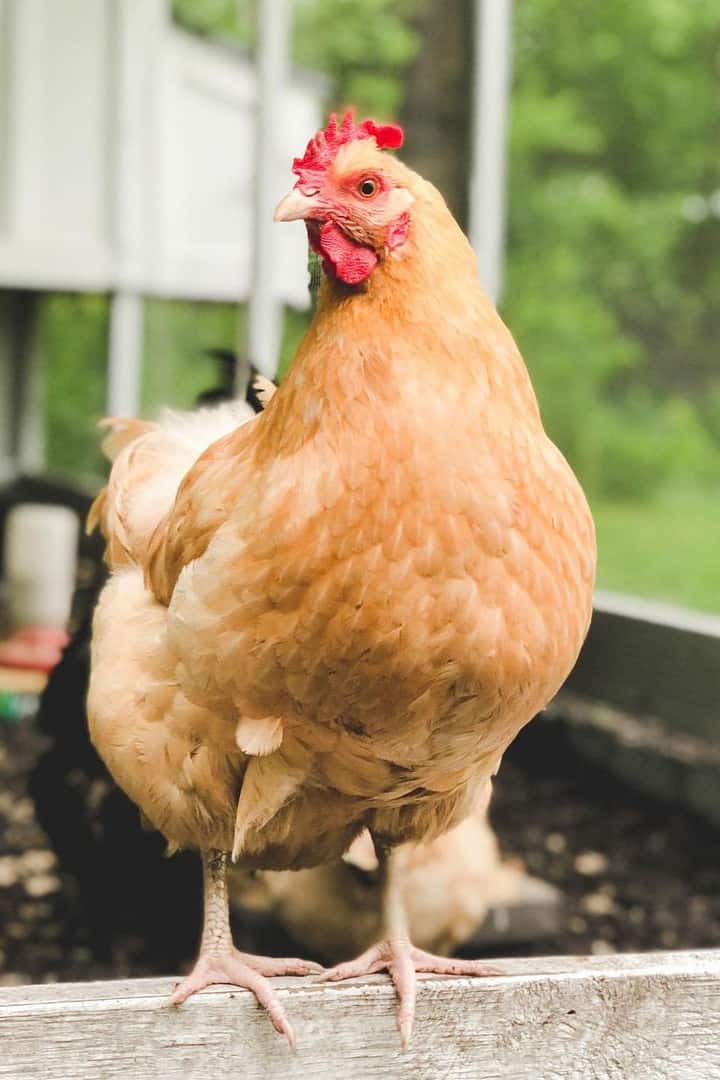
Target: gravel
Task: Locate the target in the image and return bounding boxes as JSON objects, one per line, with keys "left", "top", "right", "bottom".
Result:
{"left": 489, "top": 719, "right": 720, "bottom": 958}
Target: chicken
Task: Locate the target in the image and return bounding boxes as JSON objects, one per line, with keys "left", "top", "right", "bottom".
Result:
{"left": 231, "top": 798, "right": 544, "bottom": 964}
{"left": 88, "top": 110, "right": 595, "bottom": 1048}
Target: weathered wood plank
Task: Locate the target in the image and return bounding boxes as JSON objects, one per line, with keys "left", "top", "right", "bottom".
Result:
{"left": 568, "top": 590, "right": 720, "bottom": 744}
{"left": 561, "top": 590, "right": 720, "bottom": 825}
{"left": 1, "top": 951, "right": 718, "bottom": 1080}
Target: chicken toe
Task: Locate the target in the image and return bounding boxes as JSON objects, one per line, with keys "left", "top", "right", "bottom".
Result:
{"left": 319, "top": 844, "right": 502, "bottom": 1049}
{"left": 169, "top": 948, "right": 320, "bottom": 1047}
{"left": 321, "top": 939, "right": 501, "bottom": 1050}
{"left": 169, "top": 849, "right": 319, "bottom": 1046}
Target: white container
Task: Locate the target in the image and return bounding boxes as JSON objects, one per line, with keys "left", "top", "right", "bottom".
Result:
{"left": 4, "top": 503, "right": 79, "bottom": 629}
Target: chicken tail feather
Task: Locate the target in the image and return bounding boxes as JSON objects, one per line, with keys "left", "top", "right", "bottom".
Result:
{"left": 232, "top": 754, "right": 305, "bottom": 862}
{"left": 86, "top": 487, "right": 107, "bottom": 536}
{"left": 99, "top": 417, "right": 157, "bottom": 462}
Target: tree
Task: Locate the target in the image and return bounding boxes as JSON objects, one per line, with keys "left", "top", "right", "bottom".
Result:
{"left": 504, "top": 0, "right": 720, "bottom": 496}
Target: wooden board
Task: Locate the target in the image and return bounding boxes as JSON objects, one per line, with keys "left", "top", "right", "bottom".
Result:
{"left": 1, "top": 951, "right": 718, "bottom": 1079}
{"left": 561, "top": 591, "right": 720, "bottom": 826}
{"left": 568, "top": 590, "right": 720, "bottom": 744}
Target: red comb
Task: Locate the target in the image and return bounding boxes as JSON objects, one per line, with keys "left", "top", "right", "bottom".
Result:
{"left": 292, "top": 110, "right": 404, "bottom": 180}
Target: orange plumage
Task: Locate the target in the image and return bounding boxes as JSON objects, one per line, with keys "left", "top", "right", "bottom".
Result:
{"left": 87, "top": 114, "right": 595, "bottom": 1044}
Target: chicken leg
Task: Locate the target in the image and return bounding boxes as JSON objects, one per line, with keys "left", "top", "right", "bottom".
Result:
{"left": 320, "top": 843, "right": 502, "bottom": 1050}
{"left": 169, "top": 849, "right": 320, "bottom": 1046}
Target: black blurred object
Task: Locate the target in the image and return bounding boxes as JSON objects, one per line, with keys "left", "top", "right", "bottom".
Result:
{"left": 197, "top": 350, "right": 274, "bottom": 413}
{"left": 29, "top": 598, "right": 201, "bottom": 969}
{"left": 27, "top": 357, "right": 273, "bottom": 972}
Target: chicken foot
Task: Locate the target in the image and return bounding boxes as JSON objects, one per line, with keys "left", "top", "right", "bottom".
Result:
{"left": 169, "top": 849, "right": 321, "bottom": 1047}
{"left": 320, "top": 843, "right": 502, "bottom": 1051}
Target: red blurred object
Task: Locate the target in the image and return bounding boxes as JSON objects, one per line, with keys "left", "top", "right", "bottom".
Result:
{"left": 0, "top": 626, "right": 69, "bottom": 672}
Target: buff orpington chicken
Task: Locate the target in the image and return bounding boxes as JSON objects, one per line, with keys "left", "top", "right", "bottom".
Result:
{"left": 87, "top": 111, "right": 595, "bottom": 1048}
{"left": 231, "top": 796, "right": 548, "bottom": 965}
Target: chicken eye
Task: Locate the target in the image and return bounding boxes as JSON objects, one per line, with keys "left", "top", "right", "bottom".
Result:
{"left": 358, "top": 177, "right": 378, "bottom": 198}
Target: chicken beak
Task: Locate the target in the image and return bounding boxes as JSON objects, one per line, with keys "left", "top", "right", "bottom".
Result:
{"left": 273, "top": 188, "right": 319, "bottom": 223}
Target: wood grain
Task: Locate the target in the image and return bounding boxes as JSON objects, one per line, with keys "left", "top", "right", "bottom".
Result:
{"left": 1, "top": 951, "right": 718, "bottom": 1079}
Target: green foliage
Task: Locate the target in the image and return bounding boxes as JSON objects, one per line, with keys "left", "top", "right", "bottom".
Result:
{"left": 505, "top": 0, "right": 720, "bottom": 504}
{"left": 279, "top": 307, "right": 311, "bottom": 380}
{"left": 172, "top": 0, "right": 251, "bottom": 41}
{"left": 41, "top": 294, "right": 108, "bottom": 482}
{"left": 142, "top": 299, "right": 240, "bottom": 414}
{"left": 293, "top": 0, "right": 420, "bottom": 115}
{"left": 589, "top": 393, "right": 719, "bottom": 501}
{"left": 697, "top": 382, "right": 720, "bottom": 447}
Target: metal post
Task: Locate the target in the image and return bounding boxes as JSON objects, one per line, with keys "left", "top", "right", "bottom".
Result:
{"left": 244, "top": 0, "right": 292, "bottom": 387}
{"left": 105, "top": 0, "right": 165, "bottom": 417}
{"left": 468, "top": 0, "right": 513, "bottom": 305}
{"left": 107, "top": 291, "right": 143, "bottom": 416}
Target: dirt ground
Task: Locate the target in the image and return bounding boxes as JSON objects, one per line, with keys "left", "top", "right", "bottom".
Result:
{"left": 1, "top": 712, "right": 719, "bottom": 986}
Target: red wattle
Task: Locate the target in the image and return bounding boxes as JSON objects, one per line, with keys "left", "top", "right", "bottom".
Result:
{"left": 318, "top": 221, "right": 378, "bottom": 285}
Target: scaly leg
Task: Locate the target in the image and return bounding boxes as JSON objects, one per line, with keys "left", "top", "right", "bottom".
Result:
{"left": 169, "top": 849, "right": 321, "bottom": 1047}
{"left": 321, "top": 844, "right": 502, "bottom": 1050}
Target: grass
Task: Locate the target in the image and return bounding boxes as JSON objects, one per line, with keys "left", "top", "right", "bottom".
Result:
{"left": 593, "top": 493, "right": 720, "bottom": 614}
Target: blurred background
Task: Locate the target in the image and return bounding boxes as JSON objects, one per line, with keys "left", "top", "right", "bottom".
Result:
{"left": 0, "top": 0, "right": 719, "bottom": 987}
{"left": 2, "top": 0, "right": 719, "bottom": 608}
